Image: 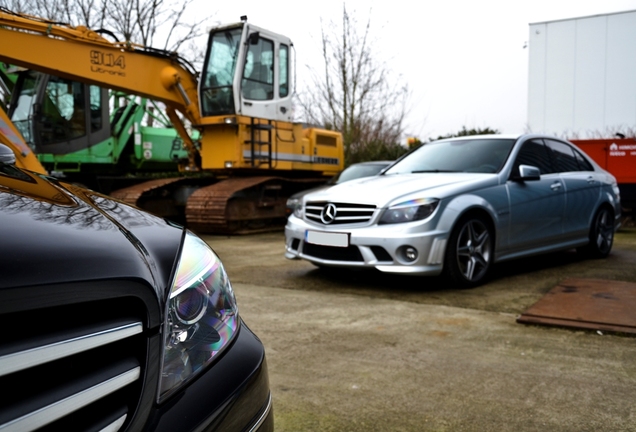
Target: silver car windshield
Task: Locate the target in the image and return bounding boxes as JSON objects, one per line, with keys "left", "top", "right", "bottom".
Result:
{"left": 384, "top": 139, "right": 516, "bottom": 174}
{"left": 336, "top": 163, "right": 390, "bottom": 183}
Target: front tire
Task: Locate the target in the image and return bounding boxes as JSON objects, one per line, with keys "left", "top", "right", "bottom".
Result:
{"left": 444, "top": 215, "right": 493, "bottom": 288}
{"left": 578, "top": 206, "right": 614, "bottom": 258}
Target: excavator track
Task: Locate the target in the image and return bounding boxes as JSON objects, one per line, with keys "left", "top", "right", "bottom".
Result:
{"left": 110, "top": 178, "right": 185, "bottom": 203}
{"left": 110, "top": 176, "right": 327, "bottom": 235}
{"left": 186, "top": 176, "right": 290, "bottom": 235}
{"left": 109, "top": 177, "right": 194, "bottom": 221}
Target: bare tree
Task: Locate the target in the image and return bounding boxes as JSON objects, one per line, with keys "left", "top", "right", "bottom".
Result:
{"left": 298, "top": 4, "right": 411, "bottom": 165}
{"left": 0, "top": 0, "right": 212, "bottom": 67}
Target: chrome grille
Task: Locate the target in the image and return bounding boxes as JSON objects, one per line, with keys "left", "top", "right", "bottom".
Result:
{"left": 305, "top": 201, "right": 376, "bottom": 225}
{"left": 0, "top": 284, "right": 153, "bottom": 432}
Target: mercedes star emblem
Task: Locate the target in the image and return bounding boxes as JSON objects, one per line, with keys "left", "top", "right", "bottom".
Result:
{"left": 320, "top": 203, "right": 337, "bottom": 224}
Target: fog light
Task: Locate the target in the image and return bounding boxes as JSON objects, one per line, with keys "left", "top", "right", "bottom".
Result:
{"left": 224, "top": 161, "right": 234, "bottom": 168}
{"left": 405, "top": 246, "right": 418, "bottom": 262}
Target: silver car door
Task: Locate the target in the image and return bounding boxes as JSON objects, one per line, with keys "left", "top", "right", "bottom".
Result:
{"left": 545, "top": 139, "right": 601, "bottom": 239}
{"left": 506, "top": 139, "right": 566, "bottom": 254}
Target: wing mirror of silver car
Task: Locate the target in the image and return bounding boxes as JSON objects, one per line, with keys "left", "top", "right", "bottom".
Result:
{"left": 0, "top": 143, "right": 16, "bottom": 165}
{"left": 513, "top": 164, "right": 541, "bottom": 182}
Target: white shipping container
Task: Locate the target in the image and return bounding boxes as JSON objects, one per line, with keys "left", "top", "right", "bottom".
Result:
{"left": 527, "top": 10, "right": 636, "bottom": 138}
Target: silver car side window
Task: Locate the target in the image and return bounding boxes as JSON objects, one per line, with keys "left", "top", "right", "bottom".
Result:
{"left": 512, "top": 140, "right": 553, "bottom": 177}
{"left": 545, "top": 139, "right": 580, "bottom": 173}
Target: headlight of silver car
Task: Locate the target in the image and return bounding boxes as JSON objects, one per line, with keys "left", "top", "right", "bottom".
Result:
{"left": 158, "top": 231, "right": 238, "bottom": 401}
{"left": 379, "top": 198, "right": 439, "bottom": 224}
{"left": 286, "top": 197, "right": 303, "bottom": 218}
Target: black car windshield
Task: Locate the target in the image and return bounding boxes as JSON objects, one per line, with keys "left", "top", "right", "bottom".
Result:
{"left": 384, "top": 138, "right": 516, "bottom": 175}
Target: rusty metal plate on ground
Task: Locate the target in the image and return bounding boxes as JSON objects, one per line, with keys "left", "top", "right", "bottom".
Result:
{"left": 517, "top": 278, "right": 636, "bottom": 335}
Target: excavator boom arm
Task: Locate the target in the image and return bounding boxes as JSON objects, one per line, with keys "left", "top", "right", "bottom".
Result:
{"left": 0, "top": 9, "right": 201, "bottom": 126}
{"left": 0, "top": 9, "right": 204, "bottom": 170}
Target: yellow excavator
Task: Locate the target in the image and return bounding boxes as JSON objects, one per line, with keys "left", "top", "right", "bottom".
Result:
{"left": 0, "top": 8, "right": 344, "bottom": 233}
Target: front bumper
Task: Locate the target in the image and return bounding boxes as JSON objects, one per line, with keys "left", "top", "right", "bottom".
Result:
{"left": 284, "top": 216, "right": 449, "bottom": 276}
{"left": 148, "top": 320, "right": 273, "bottom": 432}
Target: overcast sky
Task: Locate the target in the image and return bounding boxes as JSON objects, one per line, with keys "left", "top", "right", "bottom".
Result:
{"left": 191, "top": 0, "right": 636, "bottom": 141}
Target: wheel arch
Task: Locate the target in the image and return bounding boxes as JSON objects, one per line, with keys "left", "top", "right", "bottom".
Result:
{"left": 585, "top": 197, "right": 618, "bottom": 233}
{"left": 437, "top": 196, "right": 499, "bottom": 248}
{"left": 596, "top": 200, "right": 616, "bottom": 218}
{"left": 600, "top": 188, "right": 621, "bottom": 224}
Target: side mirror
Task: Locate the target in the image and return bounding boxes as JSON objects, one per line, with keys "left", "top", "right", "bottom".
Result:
{"left": 0, "top": 143, "right": 16, "bottom": 165}
{"left": 514, "top": 164, "right": 540, "bottom": 181}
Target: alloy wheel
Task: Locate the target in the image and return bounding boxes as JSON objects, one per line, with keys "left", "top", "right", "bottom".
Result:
{"left": 455, "top": 219, "right": 492, "bottom": 282}
{"left": 594, "top": 208, "right": 614, "bottom": 255}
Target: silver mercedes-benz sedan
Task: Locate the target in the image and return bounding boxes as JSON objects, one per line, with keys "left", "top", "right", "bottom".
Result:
{"left": 284, "top": 134, "right": 621, "bottom": 287}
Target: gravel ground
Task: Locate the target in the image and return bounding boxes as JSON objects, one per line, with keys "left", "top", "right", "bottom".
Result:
{"left": 202, "top": 227, "right": 636, "bottom": 432}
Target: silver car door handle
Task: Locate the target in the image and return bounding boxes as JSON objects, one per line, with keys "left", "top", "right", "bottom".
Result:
{"left": 587, "top": 176, "right": 596, "bottom": 184}
{"left": 551, "top": 182, "right": 562, "bottom": 191}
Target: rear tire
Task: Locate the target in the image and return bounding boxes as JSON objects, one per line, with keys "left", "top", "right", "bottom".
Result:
{"left": 578, "top": 206, "right": 614, "bottom": 258}
{"left": 443, "top": 214, "right": 493, "bottom": 288}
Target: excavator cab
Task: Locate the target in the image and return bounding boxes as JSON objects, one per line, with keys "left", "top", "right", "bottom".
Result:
{"left": 5, "top": 66, "right": 191, "bottom": 190}
{"left": 8, "top": 70, "right": 110, "bottom": 155}
{"left": 200, "top": 19, "right": 294, "bottom": 123}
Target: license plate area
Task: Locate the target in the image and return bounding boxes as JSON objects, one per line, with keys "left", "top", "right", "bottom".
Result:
{"left": 305, "top": 230, "right": 349, "bottom": 247}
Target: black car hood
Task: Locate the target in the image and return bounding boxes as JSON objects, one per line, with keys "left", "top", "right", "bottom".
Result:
{"left": 0, "top": 166, "right": 184, "bottom": 294}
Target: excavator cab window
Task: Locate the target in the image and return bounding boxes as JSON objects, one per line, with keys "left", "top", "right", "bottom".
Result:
{"left": 12, "top": 73, "right": 86, "bottom": 146}
{"left": 9, "top": 71, "right": 110, "bottom": 155}
{"left": 241, "top": 36, "right": 274, "bottom": 101}
{"left": 40, "top": 77, "right": 87, "bottom": 143}
{"left": 8, "top": 71, "right": 42, "bottom": 150}
{"left": 89, "top": 86, "right": 102, "bottom": 132}
{"left": 9, "top": 74, "right": 36, "bottom": 144}
{"left": 279, "top": 44, "right": 289, "bottom": 97}
{"left": 200, "top": 28, "right": 242, "bottom": 116}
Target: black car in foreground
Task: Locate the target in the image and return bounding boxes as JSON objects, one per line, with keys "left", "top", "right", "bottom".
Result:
{"left": 0, "top": 144, "right": 273, "bottom": 431}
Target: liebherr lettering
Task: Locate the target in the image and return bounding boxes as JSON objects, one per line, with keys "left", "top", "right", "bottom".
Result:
{"left": 90, "top": 50, "right": 126, "bottom": 76}
{"left": 312, "top": 156, "right": 339, "bottom": 165}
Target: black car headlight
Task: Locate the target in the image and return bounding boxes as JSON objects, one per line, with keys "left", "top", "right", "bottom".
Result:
{"left": 158, "top": 231, "right": 238, "bottom": 401}
{"left": 379, "top": 198, "right": 439, "bottom": 224}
